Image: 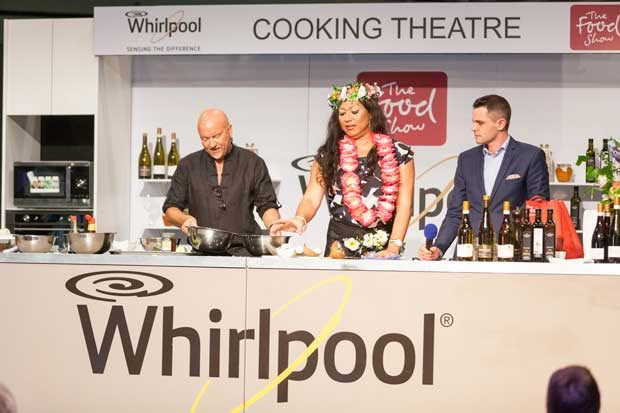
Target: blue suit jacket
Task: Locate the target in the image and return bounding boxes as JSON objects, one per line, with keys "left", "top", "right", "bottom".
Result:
{"left": 435, "top": 137, "right": 550, "bottom": 255}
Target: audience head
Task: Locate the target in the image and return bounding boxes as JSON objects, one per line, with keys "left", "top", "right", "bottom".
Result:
{"left": 0, "top": 383, "right": 17, "bottom": 413}
{"left": 547, "top": 365, "right": 600, "bottom": 413}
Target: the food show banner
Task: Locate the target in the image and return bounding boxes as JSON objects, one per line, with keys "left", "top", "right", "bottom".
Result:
{"left": 94, "top": 3, "right": 620, "bottom": 55}
{"left": 2, "top": 262, "right": 620, "bottom": 412}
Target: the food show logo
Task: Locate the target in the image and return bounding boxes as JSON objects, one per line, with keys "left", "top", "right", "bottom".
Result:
{"left": 66, "top": 272, "right": 439, "bottom": 408}
{"left": 570, "top": 5, "right": 620, "bottom": 50}
{"left": 125, "top": 9, "right": 203, "bottom": 43}
{"left": 358, "top": 72, "right": 448, "bottom": 146}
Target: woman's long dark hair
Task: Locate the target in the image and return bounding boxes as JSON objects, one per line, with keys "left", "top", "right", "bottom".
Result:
{"left": 316, "top": 99, "right": 389, "bottom": 195}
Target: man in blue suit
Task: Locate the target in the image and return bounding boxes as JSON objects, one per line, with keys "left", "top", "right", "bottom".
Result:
{"left": 418, "top": 94, "right": 550, "bottom": 260}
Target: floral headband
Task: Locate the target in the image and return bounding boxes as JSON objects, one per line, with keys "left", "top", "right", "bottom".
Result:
{"left": 328, "top": 82, "right": 383, "bottom": 110}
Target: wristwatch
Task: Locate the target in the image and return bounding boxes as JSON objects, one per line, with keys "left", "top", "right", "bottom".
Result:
{"left": 389, "top": 239, "right": 403, "bottom": 247}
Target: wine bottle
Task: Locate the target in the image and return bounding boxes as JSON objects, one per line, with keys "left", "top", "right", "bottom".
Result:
{"left": 512, "top": 207, "right": 523, "bottom": 262}
{"left": 544, "top": 208, "right": 556, "bottom": 261}
{"left": 477, "top": 194, "right": 494, "bottom": 262}
{"left": 167, "top": 132, "right": 180, "bottom": 178}
{"left": 600, "top": 138, "right": 609, "bottom": 168}
{"left": 138, "top": 132, "right": 152, "bottom": 179}
{"left": 609, "top": 197, "right": 620, "bottom": 263}
{"left": 456, "top": 200, "right": 474, "bottom": 261}
{"left": 604, "top": 202, "right": 611, "bottom": 232}
{"left": 586, "top": 138, "right": 596, "bottom": 183}
{"left": 521, "top": 208, "right": 533, "bottom": 262}
{"left": 153, "top": 128, "right": 166, "bottom": 179}
{"left": 570, "top": 186, "right": 581, "bottom": 230}
{"left": 591, "top": 203, "right": 608, "bottom": 263}
{"left": 497, "top": 201, "right": 515, "bottom": 262}
{"left": 532, "top": 208, "right": 545, "bottom": 262}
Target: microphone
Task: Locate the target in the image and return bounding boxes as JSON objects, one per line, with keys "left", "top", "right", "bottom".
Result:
{"left": 424, "top": 223, "right": 438, "bottom": 250}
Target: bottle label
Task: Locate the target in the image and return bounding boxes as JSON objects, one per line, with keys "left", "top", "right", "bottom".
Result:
{"left": 139, "top": 166, "right": 151, "bottom": 178}
{"left": 478, "top": 245, "right": 493, "bottom": 259}
{"left": 167, "top": 166, "right": 177, "bottom": 178}
{"left": 533, "top": 228, "right": 544, "bottom": 255}
{"left": 153, "top": 165, "right": 166, "bottom": 176}
{"left": 608, "top": 246, "right": 620, "bottom": 258}
{"left": 497, "top": 244, "right": 514, "bottom": 259}
{"left": 591, "top": 248, "right": 605, "bottom": 260}
{"left": 457, "top": 244, "right": 473, "bottom": 258}
{"left": 544, "top": 232, "right": 555, "bottom": 256}
{"left": 522, "top": 232, "right": 532, "bottom": 260}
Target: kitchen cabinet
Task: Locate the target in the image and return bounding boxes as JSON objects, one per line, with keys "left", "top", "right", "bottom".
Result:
{"left": 5, "top": 19, "right": 97, "bottom": 115}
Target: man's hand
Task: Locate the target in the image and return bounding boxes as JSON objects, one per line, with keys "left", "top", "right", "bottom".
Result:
{"left": 417, "top": 245, "right": 441, "bottom": 261}
{"left": 181, "top": 216, "right": 197, "bottom": 234}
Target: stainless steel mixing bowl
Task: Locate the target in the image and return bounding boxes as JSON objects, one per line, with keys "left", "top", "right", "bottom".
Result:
{"left": 187, "top": 226, "right": 233, "bottom": 253}
{"left": 243, "top": 234, "right": 291, "bottom": 256}
{"left": 15, "top": 235, "right": 55, "bottom": 253}
{"left": 67, "top": 232, "right": 115, "bottom": 254}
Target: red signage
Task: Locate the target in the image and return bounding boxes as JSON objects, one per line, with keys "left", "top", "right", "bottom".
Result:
{"left": 357, "top": 72, "right": 447, "bottom": 146}
{"left": 570, "top": 5, "right": 620, "bottom": 50}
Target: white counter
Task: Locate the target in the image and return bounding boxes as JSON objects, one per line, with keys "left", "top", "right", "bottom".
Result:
{"left": 1, "top": 252, "right": 618, "bottom": 276}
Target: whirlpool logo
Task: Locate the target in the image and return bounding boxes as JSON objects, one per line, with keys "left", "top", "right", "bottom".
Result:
{"left": 125, "top": 9, "right": 203, "bottom": 42}
{"left": 66, "top": 272, "right": 439, "bottom": 409}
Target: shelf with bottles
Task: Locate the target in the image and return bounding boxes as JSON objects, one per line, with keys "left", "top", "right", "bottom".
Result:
{"left": 549, "top": 181, "right": 597, "bottom": 187}
{"left": 140, "top": 178, "right": 172, "bottom": 183}
{"left": 137, "top": 177, "right": 282, "bottom": 184}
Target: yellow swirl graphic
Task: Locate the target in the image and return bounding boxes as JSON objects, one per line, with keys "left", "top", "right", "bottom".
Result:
{"left": 190, "top": 275, "right": 353, "bottom": 412}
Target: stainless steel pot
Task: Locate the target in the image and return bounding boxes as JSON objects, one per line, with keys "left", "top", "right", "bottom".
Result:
{"left": 15, "top": 235, "right": 55, "bottom": 253}
{"left": 243, "top": 234, "right": 291, "bottom": 256}
{"left": 187, "top": 226, "right": 233, "bottom": 253}
{"left": 67, "top": 232, "right": 115, "bottom": 254}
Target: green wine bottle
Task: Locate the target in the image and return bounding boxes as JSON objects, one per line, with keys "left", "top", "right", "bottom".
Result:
{"left": 153, "top": 127, "right": 166, "bottom": 179}
{"left": 138, "top": 132, "right": 152, "bottom": 179}
{"left": 477, "top": 194, "right": 495, "bottom": 262}
{"left": 167, "top": 132, "right": 180, "bottom": 178}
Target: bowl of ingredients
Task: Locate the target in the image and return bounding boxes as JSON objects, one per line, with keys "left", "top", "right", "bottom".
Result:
{"left": 15, "top": 235, "right": 55, "bottom": 253}
{"left": 243, "top": 234, "right": 291, "bottom": 256}
{"left": 68, "top": 232, "right": 115, "bottom": 254}
{"left": 188, "top": 226, "right": 234, "bottom": 253}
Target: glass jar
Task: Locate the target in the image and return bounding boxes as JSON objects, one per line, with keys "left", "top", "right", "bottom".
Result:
{"left": 555, "top": 164, "right": 573, "bottom": 182}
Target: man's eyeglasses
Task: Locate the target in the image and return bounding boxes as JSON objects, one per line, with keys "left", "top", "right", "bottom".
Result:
{"left": 213, "top": 186, "right": 226, "bottom": 210}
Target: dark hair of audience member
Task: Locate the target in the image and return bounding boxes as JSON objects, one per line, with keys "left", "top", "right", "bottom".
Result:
{"left": 547, "top": 365, "right": 600, "bottom": 413}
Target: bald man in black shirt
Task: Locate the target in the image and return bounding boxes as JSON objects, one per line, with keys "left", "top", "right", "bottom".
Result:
{"left": 163, "top": 108, "right": 281, "bottom": 255}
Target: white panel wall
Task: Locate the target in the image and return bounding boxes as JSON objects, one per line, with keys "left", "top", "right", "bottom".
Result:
{"left": 128, "top": 53, "right": 620, "bottom": 254}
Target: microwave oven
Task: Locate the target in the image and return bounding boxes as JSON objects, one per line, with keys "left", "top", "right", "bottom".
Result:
{"left": 13, "top": 161, "right": 93, "bottom": 208}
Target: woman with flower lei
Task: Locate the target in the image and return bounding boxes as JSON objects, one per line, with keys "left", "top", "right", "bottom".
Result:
{"left": 271, "top": 81, "right": 415, "bottom": 257}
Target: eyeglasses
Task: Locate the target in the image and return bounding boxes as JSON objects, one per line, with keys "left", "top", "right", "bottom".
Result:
{"left": 213, "top": 186, "right": 226, "bottom": 210}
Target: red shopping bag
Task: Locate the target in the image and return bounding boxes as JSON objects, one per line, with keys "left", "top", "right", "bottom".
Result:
{"left": 525, "top": 197, "right": 584, "bottom": 259}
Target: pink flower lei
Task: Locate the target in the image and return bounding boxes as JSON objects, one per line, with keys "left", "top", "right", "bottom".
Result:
{"left": 339, "top": 133, "right": 400, "bottom": 227}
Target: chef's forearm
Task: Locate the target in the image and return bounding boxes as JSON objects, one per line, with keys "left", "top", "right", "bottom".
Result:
{"left": 165, "top": 207, "right": 192, "bottom": 228}
{"left": 261, "top": 208, "right": 281, "bottom": 229}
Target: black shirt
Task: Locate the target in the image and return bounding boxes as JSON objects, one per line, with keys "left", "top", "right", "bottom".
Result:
{"left": 162, "top": 145, "right": 280, "bottom": 252}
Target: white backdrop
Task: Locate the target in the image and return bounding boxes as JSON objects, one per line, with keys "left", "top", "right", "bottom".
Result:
{"left": 129, "top": 53, "right": 620, "bottom": 255}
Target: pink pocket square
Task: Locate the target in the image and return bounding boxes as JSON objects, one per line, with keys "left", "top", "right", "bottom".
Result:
{"left": 506, "top": 174, "right": 521, "bottom": 180}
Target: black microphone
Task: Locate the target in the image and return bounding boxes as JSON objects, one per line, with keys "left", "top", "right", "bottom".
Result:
{"left": 424, "top": 223, "right": 438, "bottom": 250}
